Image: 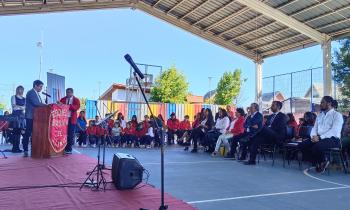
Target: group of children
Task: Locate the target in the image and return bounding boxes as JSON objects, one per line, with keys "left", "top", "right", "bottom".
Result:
{"left": 75, "top": 111, "right": 196, "bottom": 149}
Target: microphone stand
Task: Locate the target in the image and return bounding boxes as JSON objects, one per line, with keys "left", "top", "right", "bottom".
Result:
{"left": 133, "top": 72, "right": 167, "bottom": 210}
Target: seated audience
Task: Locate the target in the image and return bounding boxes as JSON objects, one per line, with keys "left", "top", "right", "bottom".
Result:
{"left": 212, "top": 108, "right": 245, "bottom": 157}
{"left": 0, "top": 111, "right": 11, "bottom": 144}
{"left": 298, "top": 96, "right": 344, "bottom": 173}
{"left": 205, "top": 108, "right": 230, "bottom": 152}
{"left": 245, "top": 101, "right": 288, "bottom": 165}
{"left": 140, "top": 121, "right": 155, "bottom": 148}
{"left": 86, "top": 120, "right": 97, "bottom": 147}
{"left": 229, "top": 103, "right": 263, "bottom": 160}
{"left": 341, "top": 112, "right": 350, "bottom": 157}
{"left": 190, "top": 108, "right": 214, "bottom": 153}
{"left": 177, "top": 115, "right": 192, "bottom": 146}
{"left": 122, "top": 122, "right": 137, "bottom": 147}
{"left": 287, "top": 113, "right": 298, "bottom": 138}
{"left": 111, "top": 122, "right": 122, "bottom": 147}
{"left": 226, "top": 105, "right": 235, "bottom": 121}
{"left": 167, "top": 112, "right": 180, "bottom": 145}
{"left": 77, "top": 111, "right": 87, "bottom": 147}
{"left": 130, "top": 115, "right": 138, "bottom": 129}
{"left": 116, "top": 112, "right": 126, "bottom": 129}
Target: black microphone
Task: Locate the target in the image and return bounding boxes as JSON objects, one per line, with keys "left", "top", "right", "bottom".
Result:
{"left": 124, "top": 54, "right": 144, "bottom": 79}
{"left": 42, "top": 92, "right": 51, "bottom": 98}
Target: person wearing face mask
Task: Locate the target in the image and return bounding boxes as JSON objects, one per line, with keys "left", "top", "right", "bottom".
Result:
{"left": 298, "top": 96, "right": 343, "bottom": 173}
{"left": 59, "top": 88, "right": 81, "bottom": 155}
{"left": 22, "top": 80, "right": 47, "bottom": 157}
{"left": 244, "top": 100, "right": 288, "bottom": 165}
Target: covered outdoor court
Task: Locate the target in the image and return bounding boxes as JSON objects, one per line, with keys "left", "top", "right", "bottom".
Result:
{"left": 1, "top": 144, "right": 349, "bottom": 210}
{"left": 1, "top": 0, "right": 350, "bottom": 209}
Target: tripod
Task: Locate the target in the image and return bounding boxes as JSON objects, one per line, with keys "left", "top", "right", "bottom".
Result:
{"left": 80, "top": 137, "right": 107, "bottom": 191}
{"left": 80, "top": 104, "right": 117, "bottom": 191}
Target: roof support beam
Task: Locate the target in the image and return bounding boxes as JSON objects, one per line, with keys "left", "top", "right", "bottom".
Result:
{"left": 167, "top": 0, "right": 187, "bottom": 14}
{"left": 192, "top": 0, "right": 237, "bottom": 26}
{"left": 136, "top": 1, "right": 258, "bottom": 60}
{"left": 235, "top": 0, "right": 329, "bottom": 43}
{"left": 251, "top": 17, "right": 350, "bottom": 51}
{"left": 179, "top": 0, "right": 210, "bottom": 20}
{"left": 323, "top": 39, "right": 332, "bottom": 97}
{"left": 217, "top": 0, "right": 297, "bottom": 37}
{"left": 152, "top": 0, "right": 163, "bottom": 8}
{"left": 239, "top": 0, "right": 340, "bottom": 46}
{"left": 0, "top": 1, "right": 131, "bottom": 16}
{"left": 204, "top": 6, "right": 249, "bottom": 31}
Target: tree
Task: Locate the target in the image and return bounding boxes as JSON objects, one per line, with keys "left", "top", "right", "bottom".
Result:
{"left": 214, "top": 69, "right": 244, "bottom": 105}
{"left": 79, "top": 97, "right": 87, "bottom": 111}
{"left": 150, "top": 65, "right": 189, "bottom": 103}
{"left": 332, "top": 38, "right": 350, "bottom": 110}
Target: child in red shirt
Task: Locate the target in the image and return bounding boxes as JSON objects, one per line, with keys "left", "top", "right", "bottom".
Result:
{"left": 177, "top": 115, "right": 192, "bottom": 146}
{"left": 122, "top": 122, "right": 137, "bottom": 147}
{"left": 86, "top": 120, "right": 97, "bottom": 147}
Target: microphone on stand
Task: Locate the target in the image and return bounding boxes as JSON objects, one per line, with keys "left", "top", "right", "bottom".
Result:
{"left": 124, "top": 54, "right": 145, "bottom": 79}
{"left": 42, "top": 92, "right": 51, "bottom": 98}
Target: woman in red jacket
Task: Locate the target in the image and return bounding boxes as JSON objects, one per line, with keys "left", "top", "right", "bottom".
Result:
{"left": 122, "top": 122, "right": 137, "bottom": 147}
{"left": 177, "top": 115, "right": 192, "bottom": 146}
{"left": 166, "top": 112, "right": 180, "bottom": 145}
{"left": 212, "top": 108, "right": 245, "bottom": 157}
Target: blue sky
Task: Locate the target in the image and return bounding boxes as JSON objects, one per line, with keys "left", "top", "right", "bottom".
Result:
{"left": 0, "top": 8, "right": 325, "bottom": 108}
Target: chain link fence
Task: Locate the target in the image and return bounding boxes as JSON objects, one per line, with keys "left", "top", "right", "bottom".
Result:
{"left": 262, "top": 67, "right": 340, "bottom": 118}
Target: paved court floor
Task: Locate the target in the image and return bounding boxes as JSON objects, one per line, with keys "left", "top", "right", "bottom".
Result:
{"left": 1, "top": 144, "right": 350, "bottom": 210}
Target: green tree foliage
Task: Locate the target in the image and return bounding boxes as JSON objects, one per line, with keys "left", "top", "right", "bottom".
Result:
{"left": 150, "top": 66, "right": 189, "bottom": 103}
{"left": 332, "top": 38, "right": 350, "bottom": 110}
{"left": 215, "top": 69, "right": 244, "bottom": 105}
{"left": 0, "top": 102, "right": 5, "bottom": 110}
{"left": 79, "top": 97, "right": 87, "bottom": 111}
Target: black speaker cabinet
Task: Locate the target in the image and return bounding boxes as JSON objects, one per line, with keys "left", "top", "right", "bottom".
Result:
{"left": 112, "top": 153, "right": 144, "bottom": 190}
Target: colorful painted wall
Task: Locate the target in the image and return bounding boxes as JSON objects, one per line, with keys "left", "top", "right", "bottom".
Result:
{"left": 85, "top": 100, "right": 225, "bottom": 122}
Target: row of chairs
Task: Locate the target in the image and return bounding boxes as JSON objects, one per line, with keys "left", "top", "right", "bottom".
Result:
{"left": 254, "top": 126, "right": 348, "bottom": 174}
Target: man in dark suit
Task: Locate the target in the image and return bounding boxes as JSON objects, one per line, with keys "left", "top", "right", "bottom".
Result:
{"left": 227, "top": 103, "right": 263, "bottom": 160}
{"left": 59, "top": 88, "right": 80, "bottom": 154}
{"left": 22, "top": 80, "right": 46, "bottom": 157}
{"left": 244, "top": 101, "right": 288, "bottom": 165}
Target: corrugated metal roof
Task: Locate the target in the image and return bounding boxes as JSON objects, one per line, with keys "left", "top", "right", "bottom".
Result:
{"left": 1, "top": 0, "right": 349, "bottom": 60}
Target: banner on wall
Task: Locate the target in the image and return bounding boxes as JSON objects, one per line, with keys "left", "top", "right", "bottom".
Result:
{"left": 47, "top": 72, "right": 65, "bottom": 104}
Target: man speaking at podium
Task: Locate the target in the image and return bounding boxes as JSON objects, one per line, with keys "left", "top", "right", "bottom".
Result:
{"left": 59, "top": 88, "right": 80, "bottom": 155}
{"left": 23, "top": 80, "right": 47, "bottom": 157}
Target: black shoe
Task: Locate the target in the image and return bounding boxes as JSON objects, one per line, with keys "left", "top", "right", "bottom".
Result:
{"left": 12, "top": 149, "right": 23, "bottom": 153}
{"left": 244, "top": 160, "right": 256, "bottom": 165}
{"left": 190, "top": 149, "right": 198, "bottom": 153}
{"left": 23, "top": 151, "right": 29, "bottom": 157}
{"left": 184, "top": 146, "right": 189, "bottom": 151}
{"left": 224, "top": 154, "right": 235, "bottom": 159}
{"left": 318, "top": 161, "right": 330, "bottom": 173}
{"left": 238, "top": 156, "right": 246, "bottom": 162}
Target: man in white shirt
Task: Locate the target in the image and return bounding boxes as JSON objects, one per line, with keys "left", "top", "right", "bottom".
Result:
{"left": 299, "top": 96, "right": 343, "bottom": 173}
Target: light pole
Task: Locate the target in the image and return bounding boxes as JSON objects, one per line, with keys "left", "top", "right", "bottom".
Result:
{"left": 37, "top": 41, "right": 43, "bottom": 80}
{"left": 208, "top": 76, "right": 213, "bottom": 104}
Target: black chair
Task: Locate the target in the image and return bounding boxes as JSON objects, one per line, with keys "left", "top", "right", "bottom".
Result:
{"left": 325, "top": 143, "right": 348, "bottom": 175}
{"left": 257, "top": 144, "right": 278, "bottom": 166}
{"left": 282, "top": 126, "right": 313, "bottom": 169}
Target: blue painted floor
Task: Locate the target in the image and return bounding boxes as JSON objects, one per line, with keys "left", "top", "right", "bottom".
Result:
{"left": 1, "top": 143, "right": 350, "bottom": 210}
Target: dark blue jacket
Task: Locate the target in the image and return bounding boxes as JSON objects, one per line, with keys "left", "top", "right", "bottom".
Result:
{"left": 244, "top": 112, "right": 263, "bottom": 137}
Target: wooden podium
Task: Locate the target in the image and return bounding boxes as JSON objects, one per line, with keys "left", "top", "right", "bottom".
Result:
{"left": 32, "top": 104, "right": 69, "bottom": 158}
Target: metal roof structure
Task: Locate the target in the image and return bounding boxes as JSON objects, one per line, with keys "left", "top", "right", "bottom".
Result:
{"left": 1, "top": 0, "right": 350, "bottom": 61}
